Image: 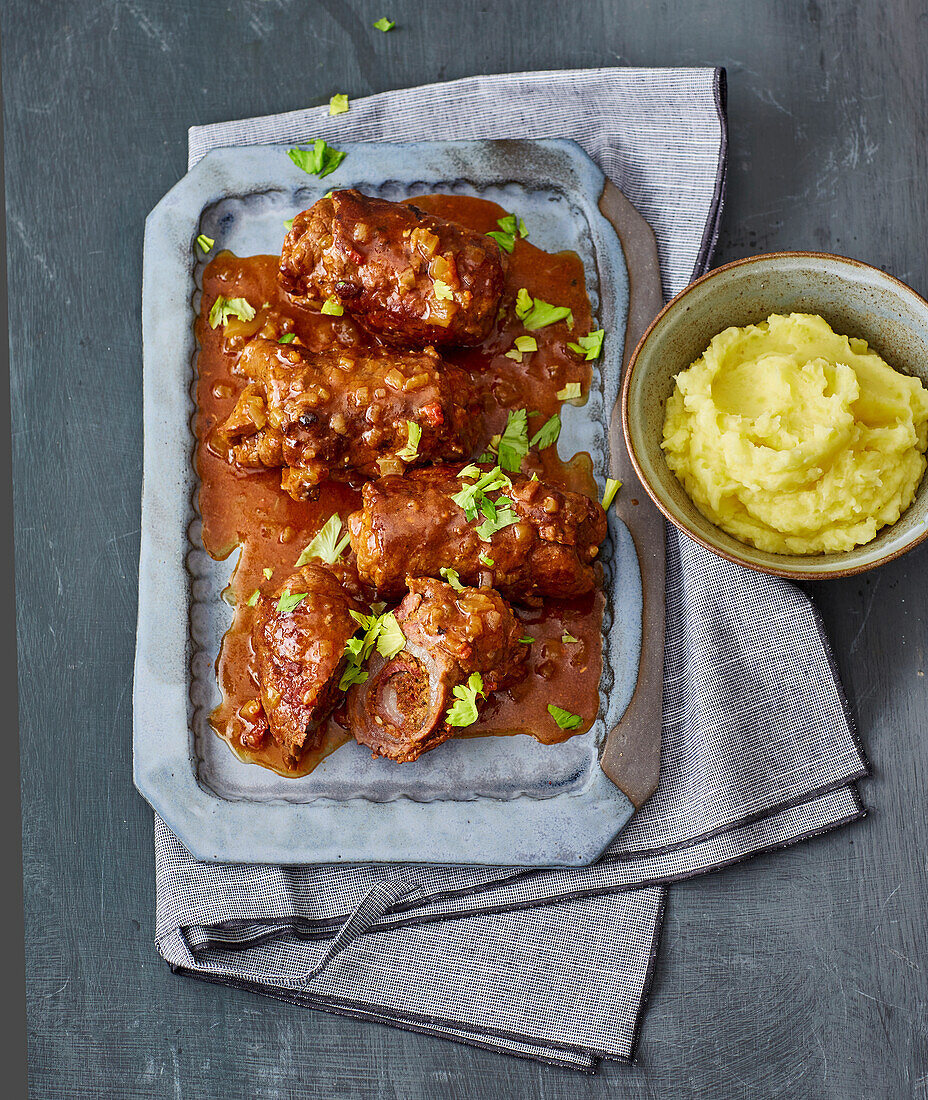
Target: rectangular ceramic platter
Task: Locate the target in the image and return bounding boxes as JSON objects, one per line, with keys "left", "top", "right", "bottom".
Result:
{"left": 135, "top": 139, "right": 642, "bottom": 865}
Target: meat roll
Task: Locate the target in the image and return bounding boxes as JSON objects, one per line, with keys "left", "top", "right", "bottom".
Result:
{"left": 349, "top": 577, "right": 528, "bottom": 762}
{"left": 217, "top": 338, "right": 479, "bottom": 499}
{"left": 252, "top": 563, "right": 363, "bottom": 763}
{"left": 279, "top": 190, "right": 505, "bottom": 347}
{"left": 347, "top": 465, "right": 608, "bottom": 602}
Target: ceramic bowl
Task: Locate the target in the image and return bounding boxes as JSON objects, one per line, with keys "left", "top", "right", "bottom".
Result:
{"left": 622, "top": 251, "right": 928, "bottom": 578}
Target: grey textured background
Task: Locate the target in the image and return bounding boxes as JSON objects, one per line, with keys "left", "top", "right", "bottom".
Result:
{"left": 4, "top": 1, "right": 927, "bottom": 1097}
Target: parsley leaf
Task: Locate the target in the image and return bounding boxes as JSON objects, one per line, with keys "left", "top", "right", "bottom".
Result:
{"left": 373, "top": 16, "right": 395, "bottom": 31}
{"left": 547, "top": 704, "right": 583, "bottom": 730}
{"left": 440, "top": 567, "right": 465, "bottom": 592}
{"left": 561, "top": 632, "right": 580, "bottom": 644}
{"left": 514, "top": 288, "right": 533, "bottom": 320}
{"left": 601, "top": 478, "right": 622, "bottom": 510}
{"left": 339, "top": 608, "right": 405, "bottom": 689}
{"left": 450, "top": 465, "right": 518, "bottom": 541}
{"left": 339, "top": 611, "right": 380, "bottom": 690}
{"left": 208, "top": 296, "right": 256, "bottom": 329}
{"left": 321, "top": 295, "right": 344, "bottom": 316}
{"left": 523, "top": 298, "right": 574, "bottom": 331}
{"left": 288, "top": 140, "right": 347, "bottom": 178}
{"left": 487, "top": 213, "right": 528, "bottom": 254}
{"left": 451, "top": 466, "right": 511, "bottom": 521}
{"left": 514, "top": 335, "right": 537, "bottom": 353}
{"left": 276, "top": 591, "right": 308, "bottom": 614}
{"left": 556, "top": 381, "right": 582, "bottom": 402}
{"left": 497, "top": 408, "right": 529, "bottom": 472}
{"left": 567, "top": 328, "right": 605, "bottom": 361}
{"left": 278, "top": 333, "right": 296, "bottom": 344}
{"left": 518, "top": 635, "right": 534, "bottom": 644}
{"left": 504, "top": 349, "right": 523, "bottom": 362}
{"left": 284, "top": 217, "right": 295, "bottom": 231}
{"left": 487, "top": 230, "right": 514, "bottom": 253}
{"left": 329, "top": 93, "right": 350, "bottom": 116}
{"left": 479, "top": 553, "right": 494, "bottom": 567}
{"left": 263, "top": 568, "right": 274, "bottom": 580}
{"left": 397, "top": 420, "right": 421, "bottom": 463}
{"left": 376, "top": 612, "right": 406, "bottom": 659}
{"left": 295, "top": 514, "right": 350, "bottom": 567}
{"left": 530, "top": 413, "right": 561, "bottom": 450}
{"left": 475, "top": 506, "right": 518, "bottom": 542}
{"left": 196, "top": 234, "right": 214, "bottom": 253}
{"left": 445, "top": 672, "right": 485, "bottom": 728}
{"left": 246, "top": 589, "right": 260, "bottom": 607}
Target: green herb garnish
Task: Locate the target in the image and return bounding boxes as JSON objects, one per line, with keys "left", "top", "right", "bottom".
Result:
{"left": 523, "top": 298, "right": 574, "bottom": 331}
{"left": 445, "top": 672, "right": 485, "bottom": 728}
{"left": 263, "top": 568, "right": 274, "bottom": 580}
{"left": 479, "top": 553, "right": 494, "bottom": 567}
{"left": 288, "top": 140, "right": 347, "bottom": 178}
{"left": 514, "top": 335, "right": 537, "bottom": 353}
{"left": 475, "top": 506, "right": 518, "bottom": 542}
{"left": 450, "top": 465, "right": 518, "bottom": 540}
{"left": 556, "top": 381, "right": 582, "bottom": 402}
{"left": 529, "top": 413, "right": 560, "bottom": 450}
{"left": 196, "top": 234, "right": 214, "bottom": 253}
{"left": 487, "top": 213, "right": 528, "bottom": 254}
{"left": 601, "top": 478, "right": 622, "bottom": 510}
{"left": 340, "top": 608, "right": 405, "bottom": 689}
{"left": 340, "top": 611, "right": 381, "bottom": 690}
{"left": 278, "top": 333, "right": 296, "bottom": 344}
{"left": 246, "top": 589, "right": 260, "bottom": 607}
{"left": 276, "top": 591, "right": 308, "bottom": 615}
{"left": 518, "top": 635, "right": 534, "bottom": 644}
{"left": 561, "top": 632, "right": 579, "bottom": 644}
{"left": 376, "top": 611, "right": 406, "bottom": 659}
{"left": 284, "top": 217, "right": 295, "bottom": 231}
{"left": 208, "top": 296, "right": 256, "bottom": 329}
{"left": 567, "top": 328, "right": 605, "bottom": 361}
{"left": 451, "top": 465, "right": 511, "bottom": 521}
{"left": 373, "top": 16, "right": 395, "bottom": 31}
{"left": 440, "top": 566, "right": 465, "bottom": 592}
{"left": 514, "top": 287, "right": 533, "bottom": 320}
{"left": 329, "top": 94, "right": 349, "bottom": 116}
{"left": 295, "top": 514, "right": 350, "bottom": 567}
{"left": 497, "top": 408, "right": 529, "bottom": 473}
{"left": 487, "top": 232, "right": 514, "bottom": 254}
{"left": 321, "top": 295, "right": 344, "bottom": 316}
{"left": 547, "top": 704, "right": 583, "bottom": 730}
{"left": 397, "top": 420, "right": 421, "bottom": 463}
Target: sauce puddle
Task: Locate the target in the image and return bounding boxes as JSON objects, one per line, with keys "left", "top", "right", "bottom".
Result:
{"left": 195, "top": 194, "right": 603, "bottom": 776}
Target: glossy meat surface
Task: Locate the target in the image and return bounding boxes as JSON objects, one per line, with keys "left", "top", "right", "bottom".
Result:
{"left": 279, "top": 190, "right": 505, "bottom": 346}
{"left": 217, "top": 338, "right": 478, "bottom": 498}
{"left": 347, "top": 465, "right": 608, "bottom": 601}
{"left": 349, "top": 577, "right": 528, "bottom": 762}
{"left": 252, "top": 564, "right": 363, "bottom": 762}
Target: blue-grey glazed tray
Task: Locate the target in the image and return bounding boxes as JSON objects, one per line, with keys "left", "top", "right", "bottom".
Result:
{"left": 135, "top": 138, "right": 664, "bottom": 865}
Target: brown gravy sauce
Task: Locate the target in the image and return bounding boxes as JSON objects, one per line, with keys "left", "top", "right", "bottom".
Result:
{"left": 195, "top": 194, "right": 603, "bottom": 777}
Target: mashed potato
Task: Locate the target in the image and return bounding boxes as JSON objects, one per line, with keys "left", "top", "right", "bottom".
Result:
{"left": 661, "top": 313, "right": 928, "bottom": 554}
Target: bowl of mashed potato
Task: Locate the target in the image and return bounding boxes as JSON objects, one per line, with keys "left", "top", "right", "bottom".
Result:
{"left": 622, "top": 252, "right": 928, "bottom": 577}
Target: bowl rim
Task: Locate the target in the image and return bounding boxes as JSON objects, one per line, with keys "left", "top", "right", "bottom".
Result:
{"left": 620, "top": 249, "right": 928, "bottom": 579}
